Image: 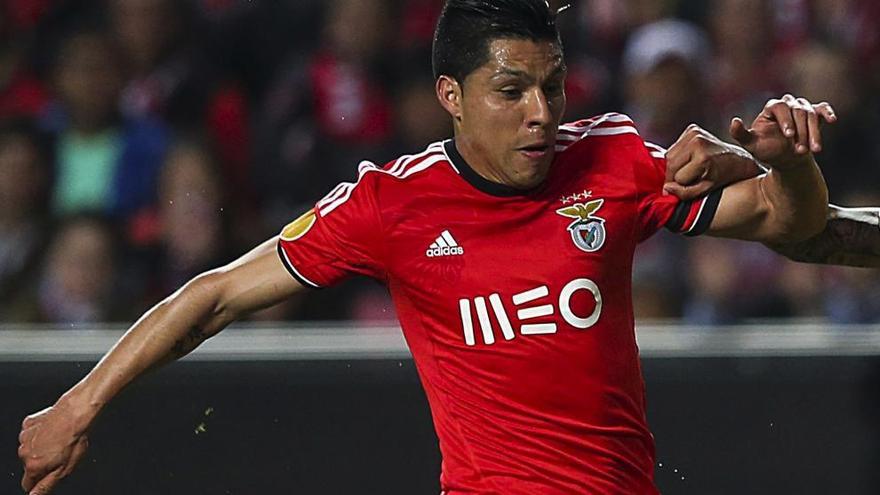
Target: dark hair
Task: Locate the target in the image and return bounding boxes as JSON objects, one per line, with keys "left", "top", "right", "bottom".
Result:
{"left": 432, "top": 0, "right": 562, "bottom": 83}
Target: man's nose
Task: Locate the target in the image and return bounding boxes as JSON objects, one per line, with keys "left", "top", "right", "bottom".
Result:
{"left": 525, "top": 88, "right": 552, "bottom": 128}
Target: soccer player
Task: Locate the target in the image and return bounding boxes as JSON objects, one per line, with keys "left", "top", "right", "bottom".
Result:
{"left": 18, "top": 1, "right": 836, "bottom": 494}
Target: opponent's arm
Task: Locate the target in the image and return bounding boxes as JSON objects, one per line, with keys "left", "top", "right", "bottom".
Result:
{"left": 707, "top": 155, "right": 827, "bottom": 243}
{"left": 704, "top": 96, "right": 829, "bottom": 243}
{"left": 767, "top": 205, "right": 880, "bottom": 267}
{"left": 663, "top": 100, "right": 879, "bottom": 267}
{"left": 18, "top": 237, "right": 303, "bottom": 495}
{"left": 663, "top": 98, "right": 835, "bottom": 201}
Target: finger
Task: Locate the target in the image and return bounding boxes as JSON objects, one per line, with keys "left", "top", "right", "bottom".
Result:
{"left": 19, "top": 427, "right": 32, "bottom": 445}
{"left": 21, "top": 457, "right": 51, "bottom": 492}
{"left": 673, "top": 159, "right": 708, "bottom": 186}
{"left": 663, "top": 180, "right": 712, "bottom": 201}
{"left": 664, "top": 145, "right": 687, "bottom": 182}
{"left": 22, "top": 469, "right": 38, "bottom": 493}
{"left": 61, "top": 437, "right": 89, "bottom": 477}
{"left": 21, "top": 458, "right": 54, "bottom": 492}
{"left": 769, "top": 96, "right": 796, "bottom": 138}
{"left": 729, "top": 117, "right": 755, "bottom": 149}
{"left": 814, "top": 101, "right": 837, "bottom": 123}
{"left": 665, "top": 126, "right": 698, "bottom": 181}
{"left": 28, "top": 469, "right": 62, "bottom": 495}
{"left": 799, "top": 98, "right": 822, "bottom": 152}
{"left": 791, "top": 101, "right": 810, "bottom": 154}
{"left": 18, "top": 442, "right": 29, "bottom": 460}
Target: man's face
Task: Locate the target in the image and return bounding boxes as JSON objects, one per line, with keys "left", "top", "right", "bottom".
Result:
{"left": 453, "top": 38, "right": 566, "bottom": 190}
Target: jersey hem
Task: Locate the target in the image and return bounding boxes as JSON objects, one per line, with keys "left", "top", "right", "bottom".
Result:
{"left": 684, "top": 188, "right": 724, "bottom": 236}
{"left": 276, "top": 241, "right": 322, "bottom": 289}
{"left": 665, "top": 188, "right": 724, "bottom": 236}
{"left": 666, "top": 200, "right": 691, "bottom": 232}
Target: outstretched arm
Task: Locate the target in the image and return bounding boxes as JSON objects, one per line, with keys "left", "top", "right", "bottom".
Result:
{"left": 18, "top": 237, "right": 303, "bottom": 495}
{"left": 663, "top": 97, "right": 835, "bottom": 200}
{"left": 706, "top": 146, "right": 827, "bottom": 243}
{"left": 674, "top": 96, "right": 830, "bottom": 243}
{"left": 767, "top": 205, "right": 880, "bottom": 267}
{"left": 663, "top": 98, "right": 879, "bottom": 267}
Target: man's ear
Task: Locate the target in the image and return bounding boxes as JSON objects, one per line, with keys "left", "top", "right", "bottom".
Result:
{"left": 436, "top": 75, "right": 463, "bottom": 122}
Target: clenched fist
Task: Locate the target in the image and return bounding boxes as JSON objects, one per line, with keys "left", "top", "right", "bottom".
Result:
{"left": 19, "top": 401, "right": 90, "bottom": 495}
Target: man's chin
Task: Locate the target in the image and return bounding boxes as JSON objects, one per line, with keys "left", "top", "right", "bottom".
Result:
{"left": 509, "top": 166, "right": 550, "bottom": 190}
{"left": 514, "top": 156, "right": 553, "bottom": 188}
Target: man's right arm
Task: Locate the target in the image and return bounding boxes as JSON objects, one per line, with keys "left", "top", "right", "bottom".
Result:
{"left": 18, "top": 237, "right": 304, "bottom": 495}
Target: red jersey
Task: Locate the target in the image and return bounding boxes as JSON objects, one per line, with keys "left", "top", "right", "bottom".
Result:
{"left": 277, "top": 113, "right": 721, "bottom": 494}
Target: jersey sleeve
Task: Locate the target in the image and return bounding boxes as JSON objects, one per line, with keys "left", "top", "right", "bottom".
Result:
{"left": 634, "top": 140, "right": 723, "bottom": 242}
{"left": 276, "top": 163, "right": 387, "bottom": 288}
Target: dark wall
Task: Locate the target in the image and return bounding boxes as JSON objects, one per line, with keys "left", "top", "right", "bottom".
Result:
{"left": 4, "top": 357, "right": 880, "bottom": 494}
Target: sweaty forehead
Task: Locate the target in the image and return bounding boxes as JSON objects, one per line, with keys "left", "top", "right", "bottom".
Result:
{"left": 483, "top": 38, "right": 564, "bottom": 79}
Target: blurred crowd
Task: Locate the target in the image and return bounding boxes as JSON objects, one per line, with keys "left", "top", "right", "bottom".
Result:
{"left": 0, "top": 0, "right": 878, "bottom": 327}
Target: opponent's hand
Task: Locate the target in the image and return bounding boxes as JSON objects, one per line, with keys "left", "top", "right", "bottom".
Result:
{"left": 730, "top": 94, "right": 836, "bottom": 170}
{"left": 663, "top": 124, "right": 757, "bottom": 200}
{"left": 19, "top": 403, "right": 90, "bottom": 495}
{"left": 663, "top": 95, "right": 837, "bottom": 200}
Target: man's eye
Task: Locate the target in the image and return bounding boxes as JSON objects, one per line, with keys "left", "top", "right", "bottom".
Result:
{"left": 499, "top": 88, "right": 522, "bottom": 99}
{"left": 545, "top": 84, "right": 563, "bottom": 96}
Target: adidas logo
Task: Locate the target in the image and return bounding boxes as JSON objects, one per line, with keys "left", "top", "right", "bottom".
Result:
{"left": 426, "top": 230, "right": 464, "bottom": 257}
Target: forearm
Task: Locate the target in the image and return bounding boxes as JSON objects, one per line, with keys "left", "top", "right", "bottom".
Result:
{"left": 49, "top": 237, "right": 298, "bottom": 434}
{"left": 768, "top": 205, "right": 880, "bottom": 267}
{"left": 759, "top": 157, "right": 828, "bottom": 242}
{"left": 58, "top": 273, "right": 233, "bottom": 431}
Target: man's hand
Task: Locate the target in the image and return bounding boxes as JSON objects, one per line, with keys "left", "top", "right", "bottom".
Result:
{"left": 664, "top": 95, "right": 836, "bottom": 200}
{"left": 16, "top": 237, "right": 303, "bottom": 494}
{"left": 19, "top": 402, "right": 90, "bottom": 495}
{"left": 663, "top": 124, "right": 757, "bottom": 200}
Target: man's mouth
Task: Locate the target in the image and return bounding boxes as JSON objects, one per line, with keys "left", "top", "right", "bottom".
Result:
{"left": 518, "top": 144, "right": 551, "bottom": 159}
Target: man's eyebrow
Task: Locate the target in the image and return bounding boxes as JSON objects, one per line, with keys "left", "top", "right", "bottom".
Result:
{"left": 490, "top": 68, "right": 530, "bottom": 80}
{"left": 490, "top": 63, "right": 568, "bottom": 81}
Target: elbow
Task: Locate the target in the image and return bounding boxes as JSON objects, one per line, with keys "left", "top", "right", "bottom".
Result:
{"left": 175, "top": 270, "right": 237, "bottom": 329}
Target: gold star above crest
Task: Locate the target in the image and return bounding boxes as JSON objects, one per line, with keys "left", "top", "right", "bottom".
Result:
{"left": 560, "top": 190, "right": 593, "bottom": 204}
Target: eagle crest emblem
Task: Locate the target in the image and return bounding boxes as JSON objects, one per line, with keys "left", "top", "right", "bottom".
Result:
{"left": 555, "top": 199, "right": 606, "bottom": 253}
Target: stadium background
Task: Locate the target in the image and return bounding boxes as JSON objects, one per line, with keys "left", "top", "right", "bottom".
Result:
{"left": 1, "top": 0, "right": 879, "bottom": 493}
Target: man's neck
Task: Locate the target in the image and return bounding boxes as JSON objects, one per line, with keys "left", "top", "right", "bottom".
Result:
{"left": 453, "top": 135, "right": 507, "bottom": 187}
{"left": 444, "top": 139, "right": 534, "bottom": 198}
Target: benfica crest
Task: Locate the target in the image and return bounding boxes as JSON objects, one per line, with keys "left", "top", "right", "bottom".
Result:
{"left": 556, "top": 199, "right": 606, "bottom": 253}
